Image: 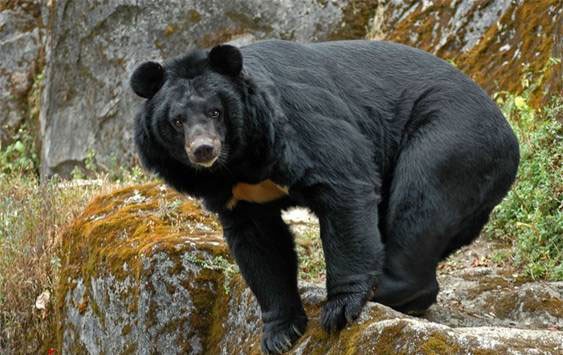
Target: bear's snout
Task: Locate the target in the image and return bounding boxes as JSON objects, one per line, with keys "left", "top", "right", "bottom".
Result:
{"left": 186, "top": 137, "right": 221, "bottom": 167}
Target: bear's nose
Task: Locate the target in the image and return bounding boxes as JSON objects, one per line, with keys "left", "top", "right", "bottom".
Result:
{"left": 187, "top": 137, "right": 220, "bottom": 166}
{"left": 193, "top": 143, "right": 215, "bottom": 162}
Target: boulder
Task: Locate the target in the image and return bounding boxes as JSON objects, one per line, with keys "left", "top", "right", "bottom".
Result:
{"left": 56, "top": 184, "right": 563, "bottom": 354}
{"left": 39, "top": 0, "right": 379, "bottom": 178}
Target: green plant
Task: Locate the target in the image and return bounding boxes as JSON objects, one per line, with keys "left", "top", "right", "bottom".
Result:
{"left": 0, "top": 124, "right": 38, "bottom": 176}
{"left": 105, "top": 154, "right": 147, "bottom": 183}
{"left": 184, "top": 253, "right": 239, "bottom": 294}
{"left": 486, "top": 91, "right": 562, "bottom": 280}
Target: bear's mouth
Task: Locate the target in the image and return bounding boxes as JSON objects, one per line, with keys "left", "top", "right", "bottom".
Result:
{"left": 194, "top": 155, "right": 219, "bottom": 168}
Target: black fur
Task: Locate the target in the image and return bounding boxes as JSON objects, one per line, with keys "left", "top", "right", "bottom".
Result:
{"left": 131, "top": 40, "right": 519, "bottom": 354}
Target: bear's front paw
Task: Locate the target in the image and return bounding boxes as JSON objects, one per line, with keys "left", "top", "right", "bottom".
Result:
{"left": 320, "top": 293, "right": 367, "bottom": 333}
{"left": 261, "top": 314, "right": 307, "bottom": 354}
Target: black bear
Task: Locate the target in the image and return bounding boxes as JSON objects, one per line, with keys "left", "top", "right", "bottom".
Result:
{"left": 130, "top": 40, "right": 519, "bottom": 353}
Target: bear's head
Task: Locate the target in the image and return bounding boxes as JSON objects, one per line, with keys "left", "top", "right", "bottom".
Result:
{"left": 130, "top": 45, "right": 246, "bottom": 170}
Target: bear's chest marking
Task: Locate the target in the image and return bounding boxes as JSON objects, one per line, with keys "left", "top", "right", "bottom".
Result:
{"left": 226, "top": 180, "right": 289, "bottom": 209}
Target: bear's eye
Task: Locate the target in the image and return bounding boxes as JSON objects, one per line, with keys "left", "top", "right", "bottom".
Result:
{"left": 208, "top": 109, "right": 221, "bottom": 119}
{"left": 173, "top": 119, "right": 183, "bottom": 129}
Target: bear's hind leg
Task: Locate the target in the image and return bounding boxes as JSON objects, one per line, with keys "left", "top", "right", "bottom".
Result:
{"left": 440, "top": 207, "right": 493, "bottom": 259}
{"left": 374, "top": 207, "right": 494, "bottom": 314}
{"left": 371, "top": 127, "right": 493, "bottom": 313}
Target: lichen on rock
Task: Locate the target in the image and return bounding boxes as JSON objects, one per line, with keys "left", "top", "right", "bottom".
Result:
{"left": 376, "top": 0, "right": 562, "bottom": 106}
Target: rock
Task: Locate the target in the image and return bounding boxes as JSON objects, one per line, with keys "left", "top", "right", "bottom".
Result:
{"left": 56, "top": 183, "right": 563, "bottom": 354}
{"left": 426, "top": 238, "right": 563, "bottom": 331}
{"left": 374, "top": 0, "right": 562, "bottom": 106}
{"left": 0, "top": 1, "right": 44, "bottom": 145}
{"left": 428, "top": 268, "right": 563, "bottom": 330}
{"left": 39, "top": 0, "right": 379, "bottom": 178}
{"left": 56, "top": 183, "right": 227, "bottom": 353}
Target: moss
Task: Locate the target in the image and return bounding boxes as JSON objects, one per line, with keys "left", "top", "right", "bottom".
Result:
{"left": 472, "top": 349, "right": 500, "bottom": 355}
{"left": 455, "top": 1, "right": 560, "bottom": 106}
{"left": 329, "top": 0, "right": 380, "bottom": 40}
{"left": 121, "top": 324, "right": 132, "bottom": 336}
{"left": 297, "top": 317, "right": 459, "bottom": 355}
{"left": 163, "top": 24, "right": 175, "bottom": 37}
{"left": 0, "top": 0, "right": 43, "bottom": 22}
{"left": 55, "top": 183, "right": 226, "bottom": 351}
{"left": 419, "top": 332, "right": 460, "bottom": 355}
{"left": 520, "top": 289, "right": 563, "bottom": 318}
{"left": 370, "top": 321, "right": 409, "bottom": 355}
{"left": 479, "top": 283, "right": 563, "bottom": 319}
{"left": 187, "top": 9, "right": 202, "bottom": 23}
{"left": 122, "top": 342, "right": 137, "bottom": 355}
{"left": 224, "top": 10, "right": 273, "bottom": 34}
{"left": 464, "top": 276, "right": 510, "bottom": 299}
{"left": 204, "top": 276, "right": 247, "bottom": 353}
{"left": 196, "top": 9, "right": 275, "bottom": 48}
{"left": 382, "top": 0, "right": 561, "bottom": 107}
{"left": 487, "top": 292, "right": 517, "bottom": 318}
{"left": 383, "top": 1, "right": 455, "bottom": 52}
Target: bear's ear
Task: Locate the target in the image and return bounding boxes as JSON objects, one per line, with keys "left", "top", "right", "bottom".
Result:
{"left": 130, "top": 61, "right": 165, "bottom": 99}
{"left": 208, "top": 44, "right": 243, "bottom": 76}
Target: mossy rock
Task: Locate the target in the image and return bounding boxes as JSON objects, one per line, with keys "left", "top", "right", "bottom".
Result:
{"left": 56, "top": 183, "right": 230, "bottom": 353}
{"left": 378, "top": 0, "right": 561, "bottom": 106}
{"left": 56, "top": 183, "right": 563, "bottom": 354}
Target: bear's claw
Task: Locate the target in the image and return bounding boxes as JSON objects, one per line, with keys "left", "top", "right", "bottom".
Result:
{"left": 320, "top": 293, "right": 366, "bottom": 333}
{"left": 261, "top": 315, "right": 307, "bottom": 354}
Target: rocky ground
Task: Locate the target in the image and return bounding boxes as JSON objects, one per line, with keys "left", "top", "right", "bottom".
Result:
{"left": 429, "top": 238, "right": 561, "bottom": 331}
{"left": 56, "top": 184, "right": 563, "bottom": 354}
{"left": 285, "top": 208, "right": 562, "bottom": 332}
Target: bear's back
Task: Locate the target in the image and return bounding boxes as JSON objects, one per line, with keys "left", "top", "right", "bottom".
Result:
{"left": 240, "top": 40, "right": 471, "bottom": 94}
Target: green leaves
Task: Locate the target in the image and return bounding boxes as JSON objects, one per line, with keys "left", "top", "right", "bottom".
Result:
{"left": 487, "top": 94, "right": 562, "bottom": 281}
{"left": 13, "top": 141, "right": 25, "bottom": 154}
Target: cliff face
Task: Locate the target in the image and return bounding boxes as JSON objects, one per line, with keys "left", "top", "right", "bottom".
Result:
{"left": 37, "top": 0, "right": 376, "bottom": 178}
{"left": 56, "top": 184, "right": 563, "bottom": 354}
{"left": 2, "top": 1, "right": 559, "bottom": 175}
{"left": 0, "top": 0, "right": 44, "bottom": 146}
